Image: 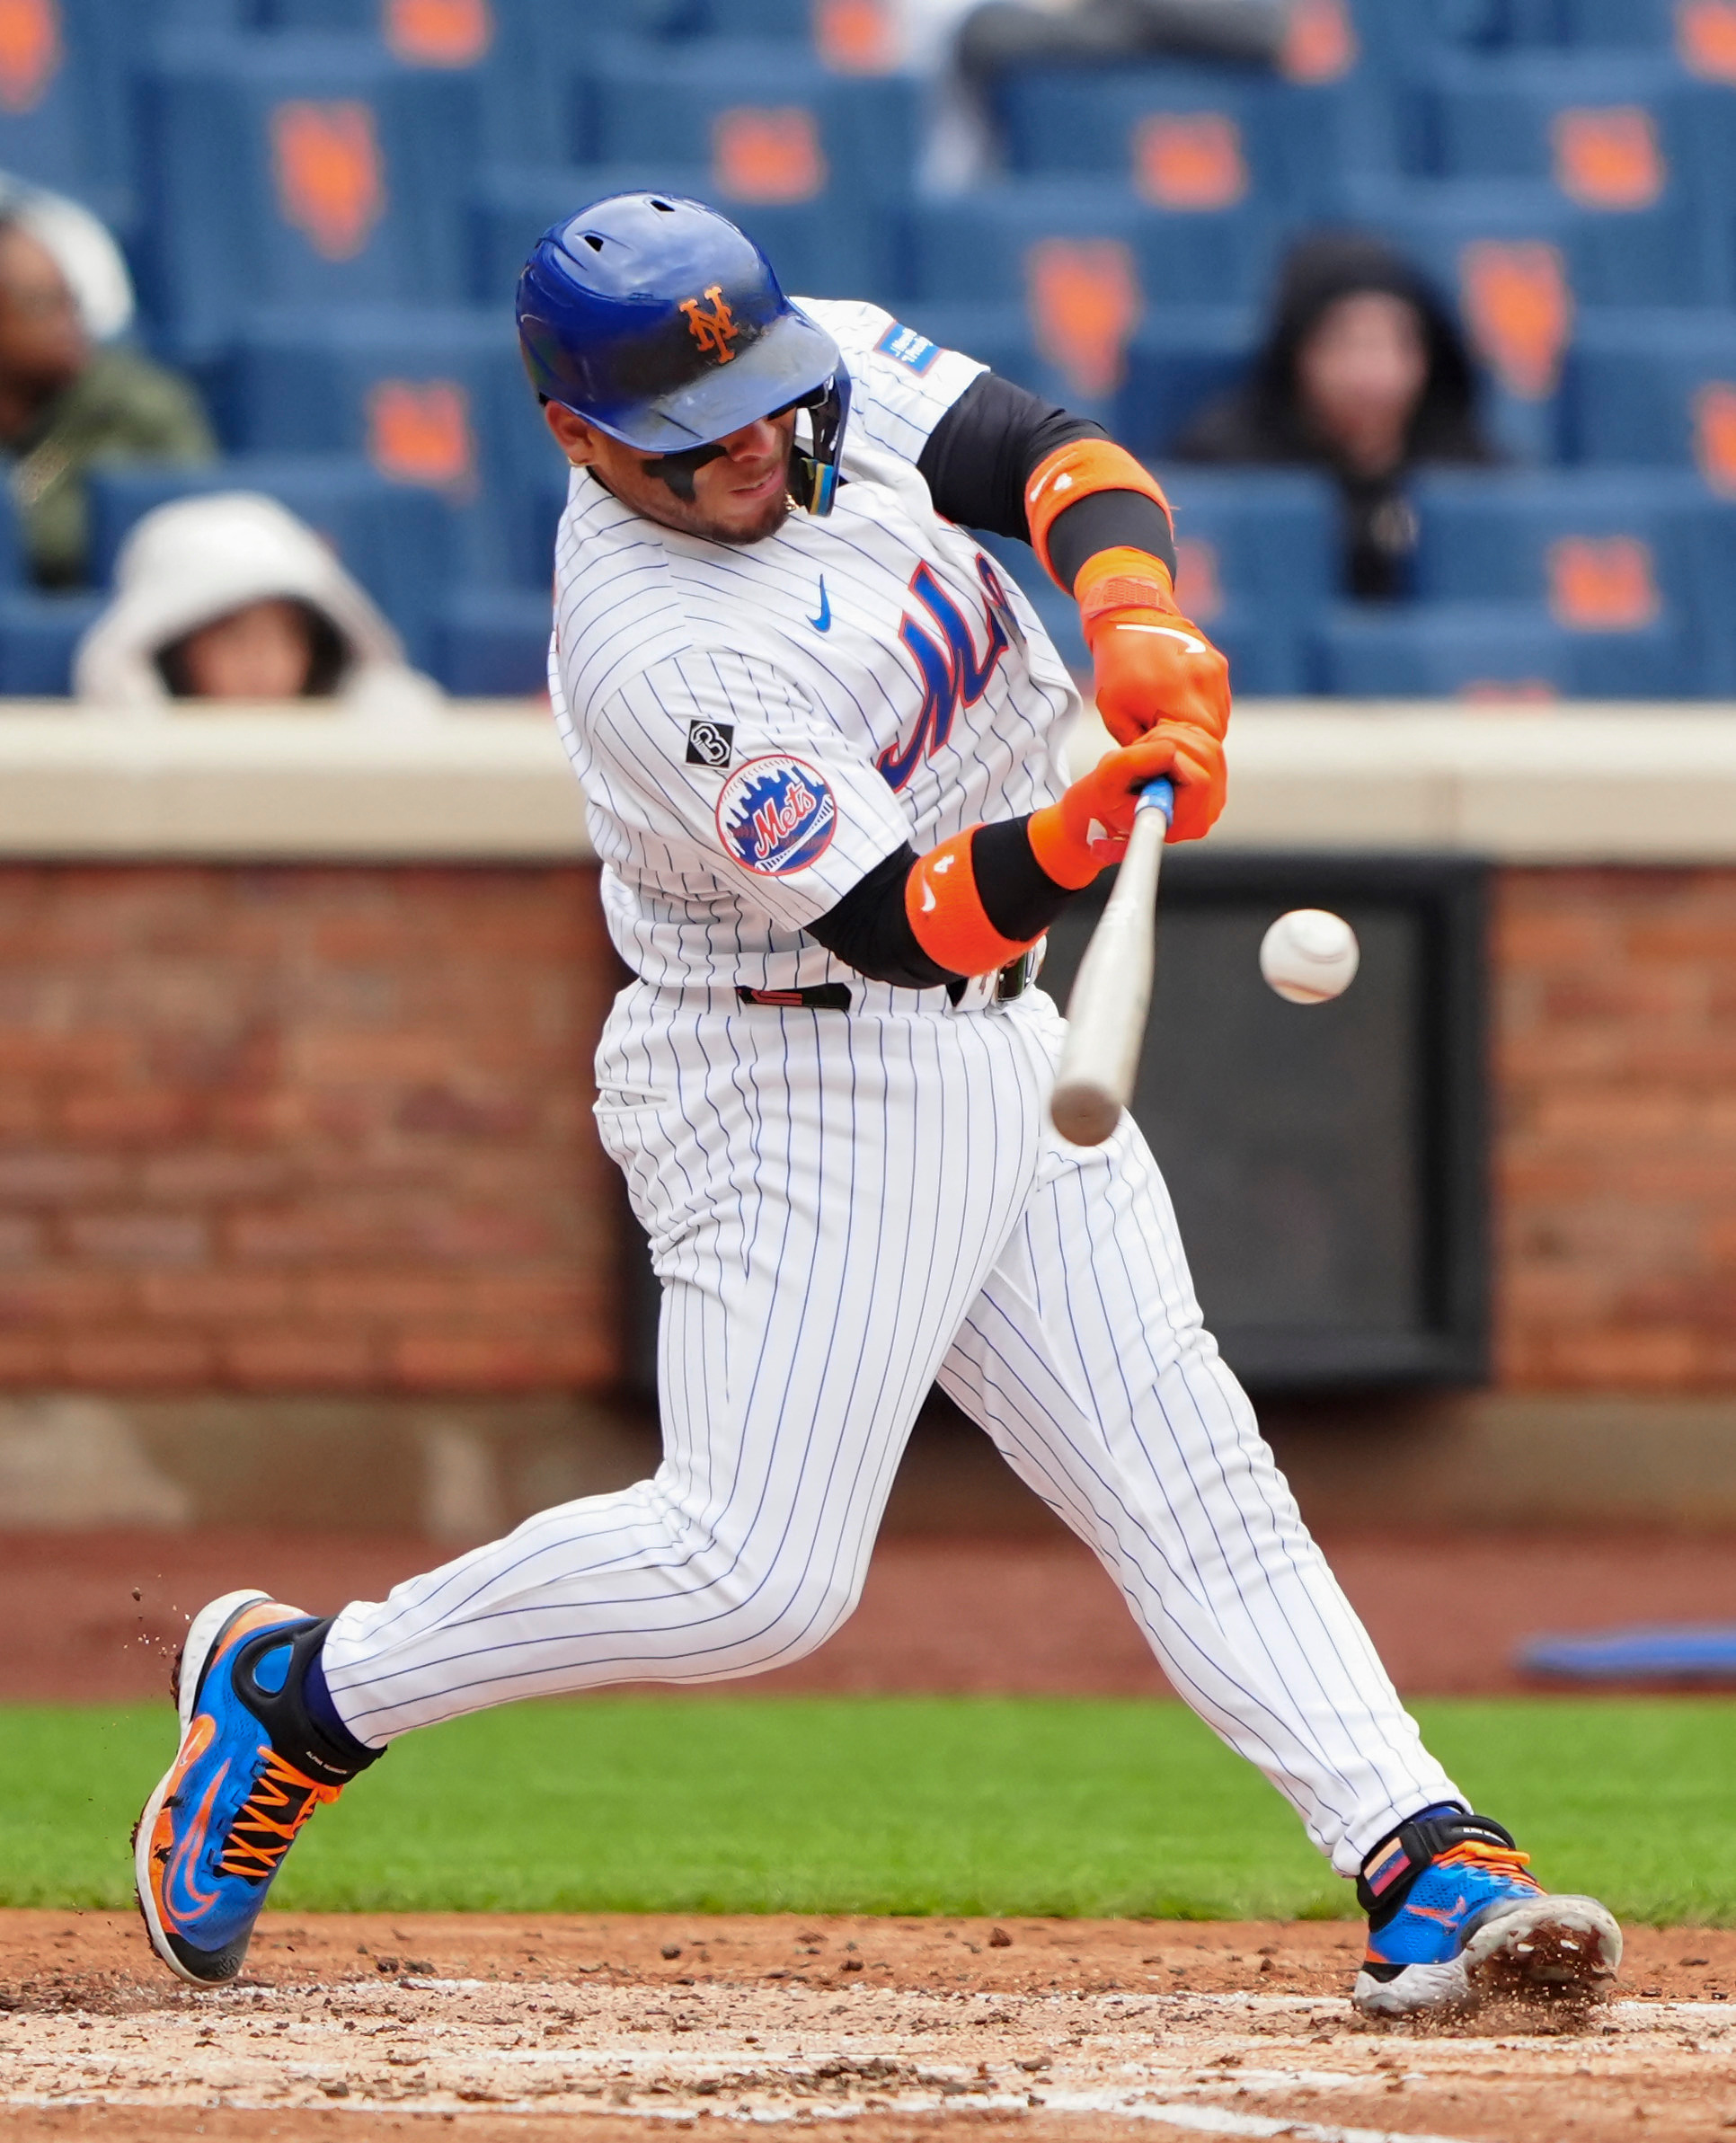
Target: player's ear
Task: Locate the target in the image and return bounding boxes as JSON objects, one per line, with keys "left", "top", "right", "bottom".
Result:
{"left": 545, "top": 401, "right": 600, "bottom": 465}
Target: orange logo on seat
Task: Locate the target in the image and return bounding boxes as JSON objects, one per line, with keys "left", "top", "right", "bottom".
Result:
{"left": 272, "top": 101, "right": 386, "bottom": 261}
{"left": 1026, "top": 238, "right": 1141, "bottom": 400}
{"left": 1693, "top": 381, "right": 1736, "bottom": 494}
{"left": 1173, "top": 537, "right": 1224, "bottom": 624}
{"left": 681, "top": 285, "right": 740, "bottom": 365}
{"left": 1280, "top": 0, "right": 1357, "bottom": 82}
{"left": 367, "top": 379, "right": 474, "bottom": 490}
{"left": 1552, "top": 107, "right": 1666, "bottom": 210}
{"left": 0, "top": 0, "right": 60, "bottom": 114}
{"left": 1678, "top": 0, "right": 1736, "bottom": 83}
{"left": 713, "top": 107, "right": 827, "bottom": 202}
{"left": 812, "top": 0, "right": 899, "bottom": 73}
{"left": 1546, "top": 536, "right": 1661, "bottom": 630}
{"left": 1132, "top": 113, "right": 1248, "bottom": 210}
{"left": 384, "top": 0, "right": 492, "bottom": 66}
{"left": 1459, "top": 240, "right": 1572, "bottom": 400}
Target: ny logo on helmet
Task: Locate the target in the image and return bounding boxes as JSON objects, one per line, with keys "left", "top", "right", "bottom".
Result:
{"left": 681, "top": 286, "right": 740, "bottom": 364}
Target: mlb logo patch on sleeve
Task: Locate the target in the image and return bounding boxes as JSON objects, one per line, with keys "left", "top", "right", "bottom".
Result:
{"left": 875, "top": 321, "right": 940, "bottom": 374}
{"left": 686, "top": 719, "right": 735, "bottom": 768}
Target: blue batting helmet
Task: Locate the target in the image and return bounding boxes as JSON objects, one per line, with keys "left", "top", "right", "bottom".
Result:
{"left": 516, "top": 192, "right": 851, "bottom": 515}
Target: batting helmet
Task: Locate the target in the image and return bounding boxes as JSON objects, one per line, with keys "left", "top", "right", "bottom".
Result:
{"left": 516, "top": 192, "right": 851, "bottom": 515}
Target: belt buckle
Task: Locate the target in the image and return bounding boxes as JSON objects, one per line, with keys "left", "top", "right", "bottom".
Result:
{"left": 995, "top": 934, "right": 1046, "bottom": 1003}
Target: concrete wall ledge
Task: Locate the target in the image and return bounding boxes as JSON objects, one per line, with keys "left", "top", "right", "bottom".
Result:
{"left": 1, "top": 699, "right": 1735, "bottom": 863}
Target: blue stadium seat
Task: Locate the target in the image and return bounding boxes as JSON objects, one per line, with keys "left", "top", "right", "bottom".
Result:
{"left": 993, "top": 65, "right": 1344, "bottom": 217}
{"left": 1492, "top": 0, "right": 1678, "bottom": 46}
{"left": 1564, "top": 309, "right": 1736, "bottom": 471}
{"left": 577, "top": 36, "right": 919, "bottom": 219}
{"left": 84, "top": 456, "right": 459, "bottom": 669}
{"left": 1117, "top": 307, "right": 1259, "bottom": 456}
{"left": 0, "top": 593, "right": 104, "bottom": 695}
{"left": 470, "top": 164, "right": 893, "bottom": 308}
{"left": 217, "top": 306, "right": 550, "bottom": 582}
{"left": 1313, "top": 598, "right": 1692, "bottom": 695}
{"left": 905, "top": 182, "right": 1281, "bottom": 328}
{"left": 235, "top": 0, "right": 582, "bottom": 163}
{"left": 138, "top": 31, "right": 481, "bottom": 354}
{"left": 1162, "top": 468, "right": 1338, "bottom": 693}
{"left": 434, "top": 585, "right": 552, "bottom": 696}
{"left": 1421, "top": 49, "right": 1730, "bottom": 254}
{"left": 1411, "top": 465, "right": 1736, "bottom": 690}
{"left": 0, "top": 0, "right": 155, "bottom": 209}
{"left": 0, "top": 485, "right": 27, "bottom": 589}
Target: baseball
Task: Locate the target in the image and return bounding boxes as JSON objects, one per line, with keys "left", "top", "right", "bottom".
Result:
{"left": 1259, "top": 908, "right": 1360, "bottom": 1004}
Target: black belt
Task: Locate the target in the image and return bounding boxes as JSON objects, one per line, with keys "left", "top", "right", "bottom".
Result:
{"left": 736, "top": 946, "right": 1038, "bottom": 1015}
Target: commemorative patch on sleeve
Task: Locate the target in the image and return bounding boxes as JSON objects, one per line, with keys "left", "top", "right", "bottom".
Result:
{"left": 686, "top": 718, "right": 735, "bottom": 767}
{"left": 874, "top": 321, "right": 940, "bottom": 374}
{"left": 716, "top": 755, "right": 838, "bottom": 876}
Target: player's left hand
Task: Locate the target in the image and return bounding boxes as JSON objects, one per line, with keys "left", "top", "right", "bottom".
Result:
{"left": 1088, "top": 601, "right": 1232, "bottom": 751}
{"left": 1075, "top": 548, "right": 1231, "bottom": 750}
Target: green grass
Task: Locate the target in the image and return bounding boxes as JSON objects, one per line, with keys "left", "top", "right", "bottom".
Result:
{"left": 4, "top": 1696, "right": 1732, "bottom": 1923}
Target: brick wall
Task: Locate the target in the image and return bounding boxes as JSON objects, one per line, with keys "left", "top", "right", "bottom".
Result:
{"left": 2, "top": 860, "right": 1733, "bottom": 1405}
{"left": 0, "top": 865, "right": 624, "bottom": 1394}
{"left": 1495, "top": 867, "right": 1736, "bottom": 1389}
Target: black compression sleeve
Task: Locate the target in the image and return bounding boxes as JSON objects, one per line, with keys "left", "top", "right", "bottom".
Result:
{"left": 916, "top": 371, "right": 1178, "bottom": 586}
{"left": 1047, "top": 487, "right": 1178, "bottom": 593}
{"left": 970, "top": 819, "right": 1076, "bottom": 943}
{"left": 805, "top": 844, "right": 951, "bottom": 987}
{"left": 805, "top": 822, "right": 1082, "bottom": 986}
{"left": 917, "top": 373, "right": 1101, "bottom": 540}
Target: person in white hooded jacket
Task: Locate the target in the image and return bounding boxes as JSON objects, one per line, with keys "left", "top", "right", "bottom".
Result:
{"left": 73, "top": 491, "right": 444, "bottom": 717}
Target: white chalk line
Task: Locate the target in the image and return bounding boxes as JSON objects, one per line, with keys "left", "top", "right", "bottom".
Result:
{"left": 0, "top": 2089, "right": 1480, "bottom": 2142}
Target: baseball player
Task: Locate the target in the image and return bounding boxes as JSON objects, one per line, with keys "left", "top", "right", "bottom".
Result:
{"left": 137, "top": 194, "right": 1618, "bottom": 2019}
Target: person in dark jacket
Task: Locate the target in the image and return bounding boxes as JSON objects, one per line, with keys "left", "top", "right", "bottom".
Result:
{"left": 1173, "top": 231, "right": 1500, "bottom": 599}
{"left": 0, "top": 216, "right": 214, "bottom": 585}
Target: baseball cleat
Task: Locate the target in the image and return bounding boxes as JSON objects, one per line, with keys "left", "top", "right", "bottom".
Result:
{"left": 1352, "top": 1805, "right": 1621, "bottom": 2019}
{"left": 134, "top": 1589, "right": 376, "bottom": 1987}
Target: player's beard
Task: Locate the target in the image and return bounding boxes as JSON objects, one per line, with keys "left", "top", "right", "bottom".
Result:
{"left": 608, "top": 438, "right": 794, "bottom": 545}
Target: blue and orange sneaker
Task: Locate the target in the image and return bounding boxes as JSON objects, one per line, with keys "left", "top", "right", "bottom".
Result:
{"left": 134, "top": 1590, "right": 377, "bottom": 1986}
{"left": 1352, "top": 1805, "right": 1620, "bottom": 2018}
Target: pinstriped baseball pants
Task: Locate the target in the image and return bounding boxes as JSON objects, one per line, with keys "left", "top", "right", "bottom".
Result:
{"left": 320, "top": 979, "right": 1457, "bottom": 1877}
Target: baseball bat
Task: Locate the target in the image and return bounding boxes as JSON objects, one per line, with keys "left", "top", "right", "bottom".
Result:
{"left": 1049, "top": 777, "right": 1174, "bottom": 1147}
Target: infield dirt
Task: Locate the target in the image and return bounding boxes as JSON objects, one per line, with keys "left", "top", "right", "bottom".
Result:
{"left": 4, "top": 1911, "right": 1736, "bottom": 2143}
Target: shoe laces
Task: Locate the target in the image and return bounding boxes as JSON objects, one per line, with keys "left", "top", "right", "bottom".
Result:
{"left": 1433, "top": 1839, "right": 1542, "bottom": 1892}
{"left": 217, "top": 1746, "right": 342, "bottom": 1882}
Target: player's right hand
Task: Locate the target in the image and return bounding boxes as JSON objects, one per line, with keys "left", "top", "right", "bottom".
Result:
{"left": 1029, "top": 729, "right": 1226, "bottom": 886}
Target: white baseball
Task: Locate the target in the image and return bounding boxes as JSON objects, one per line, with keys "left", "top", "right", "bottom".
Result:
{"left": 1259, "top": 908, "right": 1360, "bottom": 1005}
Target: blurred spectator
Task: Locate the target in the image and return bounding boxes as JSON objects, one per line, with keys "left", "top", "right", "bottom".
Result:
{"left": 1174, "top": 232, "right": 1500, "bottom": 599}
{"left": 926, "top": 0, "right": 1285, "bottom": 185}
{"left": 0, "top": 213, "right": 214, "bottom": 587}
{"left": 74, "top": 492, "right": 444, "bottom": 716}
{"left": 0, "top": 173, "right": 137, "bottom": 344}
{"left": 956, "top": 0, "right": 1285, "bottom": 84}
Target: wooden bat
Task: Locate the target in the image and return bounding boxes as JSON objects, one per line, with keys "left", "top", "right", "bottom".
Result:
{"left": 1049, "top": 777, "right": 1174, "bottom": 1147}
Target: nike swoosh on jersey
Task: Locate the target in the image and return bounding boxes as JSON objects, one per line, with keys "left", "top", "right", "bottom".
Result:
{"left": 809, "top": 578, "right": 831, "bottom": 633}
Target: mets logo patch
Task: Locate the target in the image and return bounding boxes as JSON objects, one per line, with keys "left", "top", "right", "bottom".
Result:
{"left": 716, "top": 755, "right": 837, "bottom": 875}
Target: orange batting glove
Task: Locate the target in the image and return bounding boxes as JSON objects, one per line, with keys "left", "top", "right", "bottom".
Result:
{"left": 1078, "top": 545, "right": 1232, "bottom": 754}
{"left": 1028, "top": 729, "right": 1226, "bottom": 887}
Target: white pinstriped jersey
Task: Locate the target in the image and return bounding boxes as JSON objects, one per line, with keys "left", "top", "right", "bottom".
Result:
{"left": 547, "top": 298, "right": 1083, "bottom": 990}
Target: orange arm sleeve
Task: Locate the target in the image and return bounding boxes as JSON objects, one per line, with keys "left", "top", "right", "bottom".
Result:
{"left": 904, "top": 828, "right": 1037, "bottom": 979}
{"left": 1023, "top": 438, "right": 1175, "bottom": 592}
